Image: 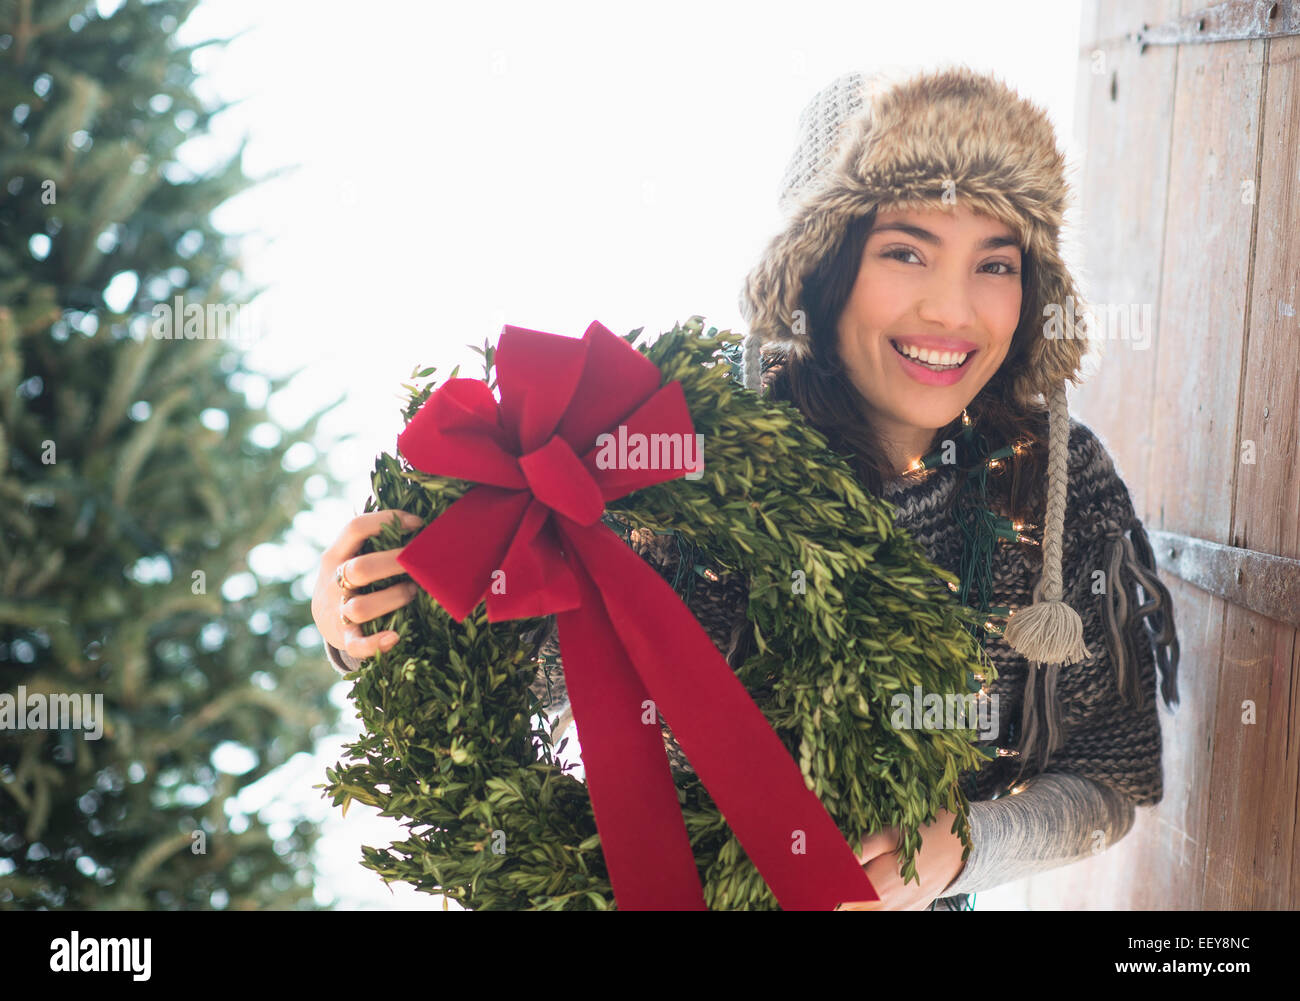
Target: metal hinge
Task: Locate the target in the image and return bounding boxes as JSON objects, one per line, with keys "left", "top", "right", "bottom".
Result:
{"left": 1136, "top": 0, "right": 1300, "bottom": 49}
{"left": 1147, "top": 529, "right": 1300, "bottom": 629}
{"left": 1085, "top": 0, "right": 1300, "bottom": 54}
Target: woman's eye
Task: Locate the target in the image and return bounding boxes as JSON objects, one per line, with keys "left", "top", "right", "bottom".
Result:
{"left": 981, "top": 261, "right": 1020, "bottom": 276}
{"left": 882, "top": 248, "right": 921, "bottom": 265}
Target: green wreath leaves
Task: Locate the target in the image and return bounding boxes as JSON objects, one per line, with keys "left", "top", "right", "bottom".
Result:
{"left": 321, "top": 317, "right": 997, "bottom": 910}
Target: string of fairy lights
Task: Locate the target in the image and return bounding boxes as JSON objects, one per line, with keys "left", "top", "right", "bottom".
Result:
{"left": 908, "top": 408, "right": 1036, "bottom": 640}
{"left": 906, "top": 407, "right": 1037, "bottom": 757}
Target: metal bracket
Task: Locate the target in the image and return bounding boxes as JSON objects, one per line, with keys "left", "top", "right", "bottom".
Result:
{"left": 1147, "top": 529, "right": 1300, "bottom": 629}
{"left": 1134, "top": 0, "right": 1300, "bottom": 50}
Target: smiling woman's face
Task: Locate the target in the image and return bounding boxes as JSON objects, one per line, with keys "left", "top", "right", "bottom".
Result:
{"left": 836, "top": 204, "right": 1023, "bottom": 471}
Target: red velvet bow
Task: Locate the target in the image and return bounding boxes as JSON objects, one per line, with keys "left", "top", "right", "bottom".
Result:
{"left": 395, "top": 320, "right": 878, "bottom": 910}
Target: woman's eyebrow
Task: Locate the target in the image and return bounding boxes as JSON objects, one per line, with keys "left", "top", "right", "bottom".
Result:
{"left": 871, "top": 222, "right": 1020, "bottom": 251}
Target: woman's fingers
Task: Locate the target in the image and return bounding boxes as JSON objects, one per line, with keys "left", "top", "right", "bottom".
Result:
{"left": 856, "top": 827, "right": 902, "bottom": 864}
{"left": 333, "top": 509, "right": 424, "bottom": 558}
{"left": 336, "top": 548, "right": 409, "bottom": 591}
{"left": 313, "top": 509, "right": 424, "bottom": 652}
{"left": 342, "top": 581, "right": 420, "bottom": 626}
{"left": 341, "top": 623, "right": 399, "bottom": 661}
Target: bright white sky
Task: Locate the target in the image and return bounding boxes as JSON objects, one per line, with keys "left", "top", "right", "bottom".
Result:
{"left": 153, "top": 0, "right": 1085, "bottom": 909}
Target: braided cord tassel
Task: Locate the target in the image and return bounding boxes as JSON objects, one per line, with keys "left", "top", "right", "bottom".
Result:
{"left": 1002, "top": 382, "right": 1090, "bottom": 666}
{"left": 742, "top": 331, "right": 763, "bottom": 392}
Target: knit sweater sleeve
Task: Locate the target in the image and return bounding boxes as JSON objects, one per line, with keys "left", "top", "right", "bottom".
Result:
{"left": 940, "top": 770, "right": 1135, "bottom": 896}
{"left": 325, "top": 640, "right": 361, "bottom": 677}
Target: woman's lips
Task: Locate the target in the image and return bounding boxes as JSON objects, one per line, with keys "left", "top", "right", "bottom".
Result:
{"left": 889, "top": 339, "right": 977, "bottom": 387}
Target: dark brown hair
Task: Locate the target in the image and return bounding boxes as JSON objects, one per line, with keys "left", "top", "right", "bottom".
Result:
{"left": 764, "top": 206, "right": 1051, "bottom": 526}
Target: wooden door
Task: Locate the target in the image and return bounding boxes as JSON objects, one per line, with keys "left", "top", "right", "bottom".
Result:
{"left": 986, "top": 0, "right": 1300, "bottom": 910}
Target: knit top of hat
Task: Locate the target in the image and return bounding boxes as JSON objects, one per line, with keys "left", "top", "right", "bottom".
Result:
{"left": 776, "top": 64, "right": 919, "bottom": 217}
{"left": 737, "top": 64, "right": 1096, "bottom": 694}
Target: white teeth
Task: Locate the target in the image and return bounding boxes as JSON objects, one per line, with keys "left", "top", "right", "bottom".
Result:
{"left": 893, "top": 341, "right": 969, "bottom": 367}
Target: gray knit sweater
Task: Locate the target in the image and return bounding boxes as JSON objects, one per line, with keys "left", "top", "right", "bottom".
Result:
{"left": 325, "top": 417, "right": 1179, "bottom": 906}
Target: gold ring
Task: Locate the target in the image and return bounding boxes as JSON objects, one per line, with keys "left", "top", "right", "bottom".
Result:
{"left": 339, "top": 597, "right": 354, "bottom": 627}
{"left": 335, "top": 561, "right": 357, "bottom": 591}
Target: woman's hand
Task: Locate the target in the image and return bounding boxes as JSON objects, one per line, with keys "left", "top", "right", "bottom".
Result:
{"left": 837, "top": 807, "right": 967, "bottom": 911}
{"left": 311, "top": 509, "right": 426, "bottom": 661}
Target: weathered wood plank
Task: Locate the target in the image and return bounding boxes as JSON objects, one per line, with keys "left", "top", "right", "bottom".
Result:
{"left": 1211, "top": 29, "right": 1300, "bottom": 910}
{"left": 1070, "top": 0, "right": 1180, "bottom": 524}
{"left": 1139, "top": 0, "right": 1265, "bottom": 911}
{"left": 1064, "top": 0, "right": 1189, "bottom": 910}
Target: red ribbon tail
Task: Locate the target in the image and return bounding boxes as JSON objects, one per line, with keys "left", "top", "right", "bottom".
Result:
{"left": 556, "top": 552, "right": 707, "bottom": 910}
{"left": 561, "top": 520, "right": 879, "bottom": 910}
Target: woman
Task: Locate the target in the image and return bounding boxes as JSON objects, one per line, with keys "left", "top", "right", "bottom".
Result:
{"left": 311, "top": 66, "right": 1181, "bottom": 910}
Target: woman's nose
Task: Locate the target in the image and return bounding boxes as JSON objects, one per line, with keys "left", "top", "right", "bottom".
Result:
{"left": 914, "top": 269, "right": 978, "bottom": 330}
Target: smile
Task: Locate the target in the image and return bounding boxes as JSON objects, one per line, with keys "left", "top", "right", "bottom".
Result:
{"left": 889, "top": 339, "right": 974, "bottom": 369}
{"left": 889, "top": 339, "right": 978, "bottom": 385}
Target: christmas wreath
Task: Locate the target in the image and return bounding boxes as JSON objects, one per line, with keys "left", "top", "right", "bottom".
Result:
{"left": 321, "top": 316, "right": 997, "bottom": 910}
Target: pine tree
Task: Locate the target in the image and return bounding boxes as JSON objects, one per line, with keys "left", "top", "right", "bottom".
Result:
{"left": 0, "top": 0, "right": 341, "bottom": 909}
